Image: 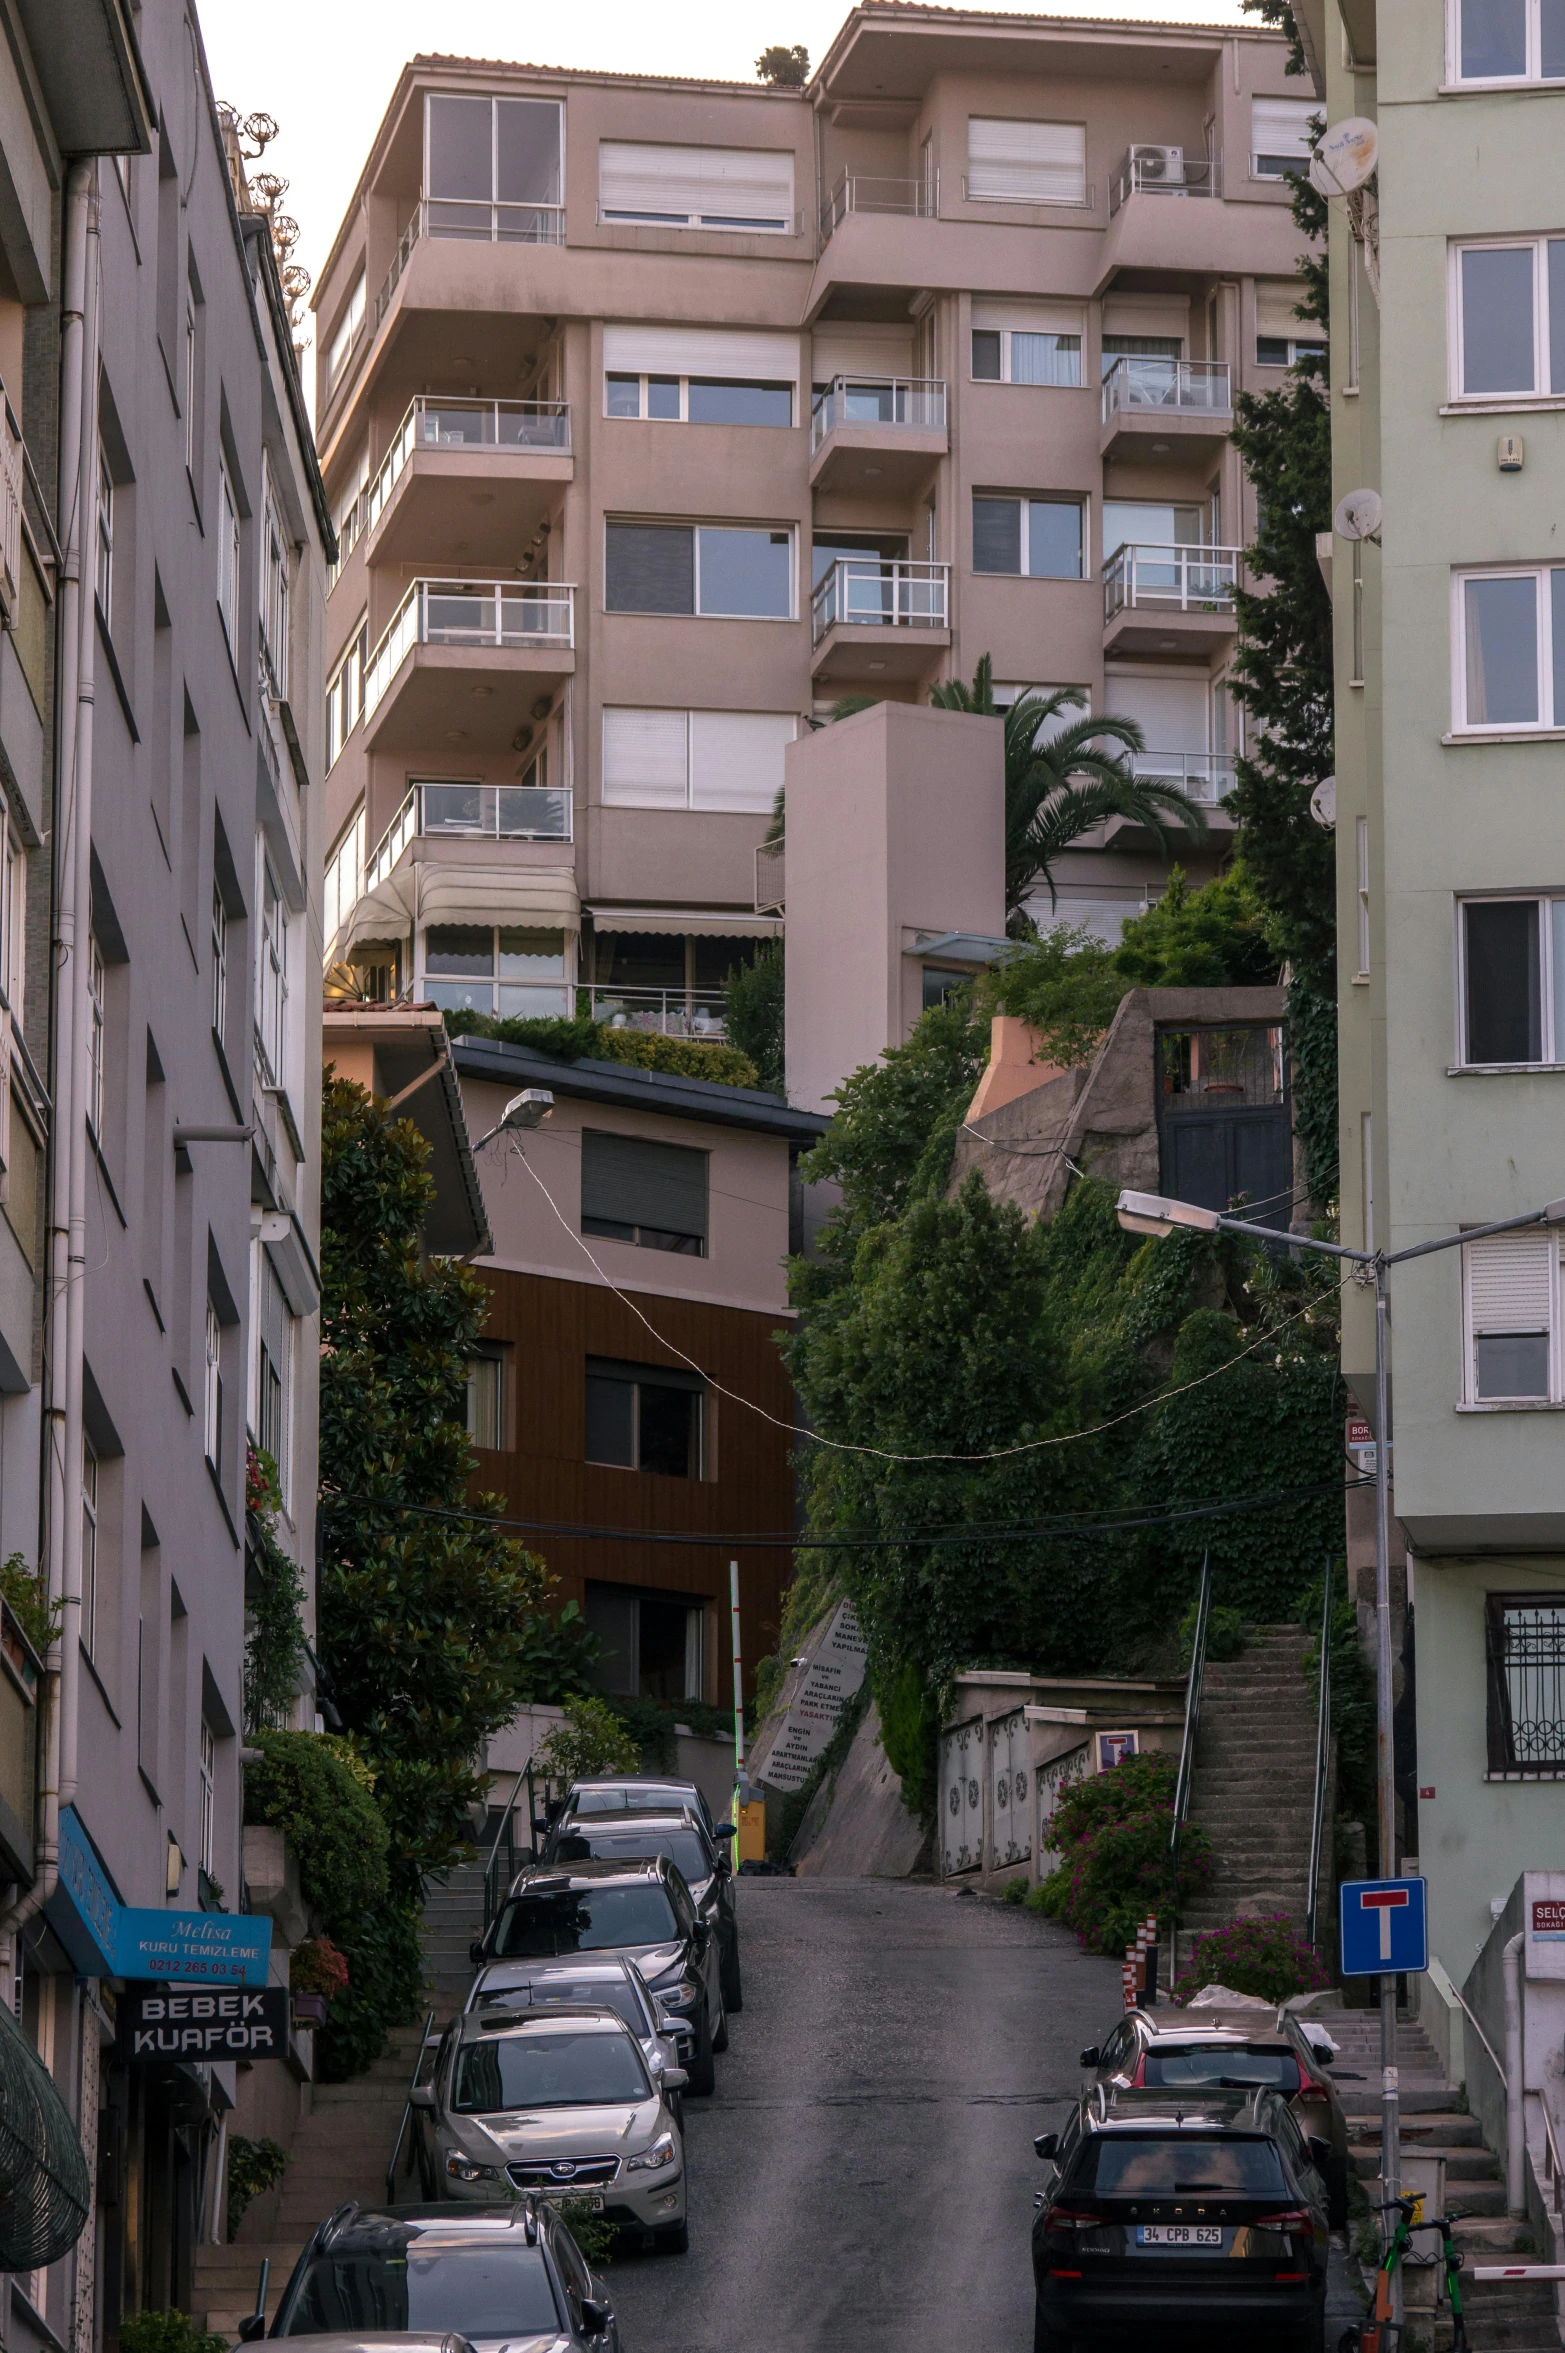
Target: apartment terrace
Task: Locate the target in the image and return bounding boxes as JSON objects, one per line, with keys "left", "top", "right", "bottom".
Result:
{"left": 810, "top": 557, "right": 951, "bottom": 682}
{"left": 1099, "top": 357, "right": 1232, "bottom": 465}
{"left": 809, "top": 374, "right": 947, "bottom": 492}
{"left": 1102, "top": 544, "right": 1240, "bottom": 656}
{"left": 361, "top": 578, "right": 576, "bottom": 755}
{"left": 357, "top": 396, "right": 573, "bottom": 572}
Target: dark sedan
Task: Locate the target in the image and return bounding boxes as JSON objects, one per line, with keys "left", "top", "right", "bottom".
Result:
{"left": 541, "top": 1809, "right": 741, "bottom": 2013}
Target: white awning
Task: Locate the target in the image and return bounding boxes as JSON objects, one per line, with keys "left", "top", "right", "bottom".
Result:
{"left": 587, "top": 906, "right": 783, "bottom": 940}
{"left": 344, "top": 860, "right": 581, "bottom": 950}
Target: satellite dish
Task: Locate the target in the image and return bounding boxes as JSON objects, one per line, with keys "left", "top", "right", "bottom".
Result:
{"left": 1309, "top": 117, "right": 1379, "bottom": 199}
{"left": 1334, "top": 488, "right": 1383, "bottom": 543}
{"left": 1309, "top": 776, "right": 1337, "bottom": 829}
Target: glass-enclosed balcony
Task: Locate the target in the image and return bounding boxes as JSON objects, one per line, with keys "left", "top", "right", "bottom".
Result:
{"left": 1128, "top": 750, "right": 1237, "bottom": 806}
{"left": 1099, "top": 357, "right": 1233, "bottom": 462}
{"left": 809, "top": 376, "right": 948, "bottom": 493}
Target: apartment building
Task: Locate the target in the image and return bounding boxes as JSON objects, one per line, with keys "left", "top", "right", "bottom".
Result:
{"left": 314, "top": 3, "right": 1317, "bottom": 1043}
{"left": 1303, "top": 0, "right": 1565, "bottom": 1986}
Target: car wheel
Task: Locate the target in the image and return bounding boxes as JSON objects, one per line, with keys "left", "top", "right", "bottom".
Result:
{"left": 720, "top": 1936, "right": 742, "bottom": 2014}
{"left": 685, "top": 2011, "right": 717, "bottom": 2097}
{"left": 711, "top": 1997, "right": 729, "bottom": 2055}
{"left": 653, "top": 2217, "right": 689, "bottom": 2254}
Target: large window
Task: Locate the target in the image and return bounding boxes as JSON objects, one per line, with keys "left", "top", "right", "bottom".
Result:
{"left": 970, "top": 302, "right": 1083, "bottom": 387}
{"left": 95, "top": 445, "right": 114, "bottom": 621}
{"left": 606, "top": 374, "right": 793, "bottom": 425}
{"left": 602, "top": 325, "right": 797, "bottom": 420}
{"left": 972, "top": 494, "right": 1084, "bottom": 579}
{"left": 1251, "top": 97, "right": 1317, "bottom": 178}
{"left": 326, "top": 623, "right": 366, "bottom": 770}
{"left": 966, "top": 118, "right": 1087, "bottom": 207}
{"left": 1459, "top": 893, "right": 1565, "bottom": 1064}
{"left": 1451, "top": 0, "right": 1565, "bottom": 82}
{"left": 601, "top": 707, "right": 795, "bottom": 813}
{"left": 425, "top": 95, "right": 563, "bottom": 238}
{"left": 87, "top": 931, "right": 105, "bottom": 1137}
{"left": 81, "top": 1440, "right": 98, "bottom": 1659}
{"left": 204, "top": 1298, "right": 224, "bottom": 1470}
{"left": 1452, "top": 238, "right": 1565, "bottom": 399}
{"left": 1487, "top": 1594, "right": 1565, "bottom": 1772}
{"left": 467, "top": 1353, "right": 505, "bottom": 1450}
{"left": 421, "top": 925, "right": 568, "bottom": 1018}
{"left": 257, "top": 857, "right": 288, "bottom": 1086}
{"left": 260, "top": 459, "right": 289, "bottom": 696}
{"left": 598, "top": 141, "right": 794, "bottom": 233}
{"left": 254, "top": 1250, "right": 292, "bottom": 1495}
{"left": 604, "top": 522, "right": 792, "bottom": 618}
{"left": 1462, "top": 1232, "right": 1563, "bottom": 1402}
{"left": 323, "top": 273, "right": 365, "bottom": 398}
{"left": 585, "top": 1358, "right": 705, "bottom": 1478}
{"left": 581, "top": 1129, "right": 708, "bottom": 1256}
{"left": 1104, "top": 499, "right": 1206, "bottom": 558}
{"left": 199, "top": 1720, "right": 216, "bottom": 1875}
{"left": 1453, "top": 564, "right": 1565, "bottom": 729}
{"left": 584, "top": 1582, "right": 704, "bottom": 1702}
{"left": 218, "top": 460, "right": 241, "bottom": 655}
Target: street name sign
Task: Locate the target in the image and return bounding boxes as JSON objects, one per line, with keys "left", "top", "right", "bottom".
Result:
{"left": 1340, "top": 1875, "right": 1428, "bottom": 1975}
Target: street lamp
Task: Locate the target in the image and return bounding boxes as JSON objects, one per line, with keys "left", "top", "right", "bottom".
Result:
{"left": 470, "top": 1088, "right": 554, "bottom": 1152}
{"left": 1115, "top": 1184, "right": 1565, "bottom": 2292}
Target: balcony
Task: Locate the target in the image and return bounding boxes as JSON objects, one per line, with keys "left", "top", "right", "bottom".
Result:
{"left": 362, "top": 579, "right": 576, "bottom": 756}
{"left": 362, "top": 395, "right": 572, "bottom": 572}
{"left": 755, "top": 841, "right": 784, "bottom": 916}
{"left": 1099, "top": 357, "right": 1232, "bottom": 465}
{"left": 376, "top": 198, "right": 566, "bottom": 328}
{"left": 1102, "top": 543, "right": 1240, "bottom": 656}
{"left": 809, "top": 376, "right": 947, "bottom": 494}
{"left": 810, "top": 558, "right": 950, "bottom": 682}
{"left": 584, "top": 985, "right": 730, "bottom": 1042}
{"left": 1128, "top": 750, "right": 1236, "bottom": 806}
{"left": 330, "top": 783, "right": 577, "bottom": 963}
{"left": 819, "top": 173, "right": 937, "bottom": 242}
{"left": 1108, "top": 148, "right": 1222, "bottom": 214}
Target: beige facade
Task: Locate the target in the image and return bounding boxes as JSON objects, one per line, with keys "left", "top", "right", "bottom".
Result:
{"left": 315, "top": 6, "right": 1313, "bottom": 1048}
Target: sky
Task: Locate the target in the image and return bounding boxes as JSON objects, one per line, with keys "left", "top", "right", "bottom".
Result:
{"left": 198, "top": 0, "right": 1248, "bottom": 385}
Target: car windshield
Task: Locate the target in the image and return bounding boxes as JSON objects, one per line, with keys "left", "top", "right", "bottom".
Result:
{"left": 550, "top": 1827, "right": 711, "bottom": 1885}
{"left": 279, "top": 2243, "right": 561, "bottom": 2336}
{"left": 480, "top": 1979, "right": 648, "bottom": 2034}
{"left": 1073, "top": 2134, "right": 1289, "bottom": 2197}
{"left": 1143, "top": 2047, "right": 1302, "bottom": 2092}
{"left": 492, "top": 1884, "right": 678, "bottom": 1957}
{"left": 570, "top": 1786, "right": 694, "bottom": 1817}
{"left": 453, "top": 2026, "right": 650, "bottom": 2113}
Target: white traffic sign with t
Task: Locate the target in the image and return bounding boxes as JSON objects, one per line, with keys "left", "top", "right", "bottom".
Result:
{"left": 1340, "top": 1876, "right": 1428, "bottom": 1975}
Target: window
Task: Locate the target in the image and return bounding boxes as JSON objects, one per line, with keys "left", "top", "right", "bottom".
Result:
{"left": 421, "top": 925, "right": 568, "bottom": 1018}
{"left": 260, "top": 461, "right": 289, "bottom": 696}
{"left": 1454, "top": 564, "right": 1565, "bottom": 729}
{"left": 601, "top": 708, "right": 795, "bottom": 813}
{"left": 1452, "top": 0, "right": 1565, "bottom": 81}
{"left": 95, "top": 446, "right": 113, "bottom": 621}
{"left": 1257, "top": 332, "right": 1327, "bottom": 367}
{"left": 198, "top": 1720, "right": 215, "bottom": 1875}
{"left": 87, "top": 932, "right": 105, "bottom": 1136}
{"left": 324, "top": 807, "right": 366, "bottom": 944}
{"left": 1356, "top": 817, "right": 1371, "bottom": 980}
{"left": 81, "top": 1441, "right": 98, "bottom": 1659}
{"left": 1463, "top": 1232, "right": 1562, "bottom": 1402}
{"left": 426, "top": 94, "right": 564, "bottom": 237}
{"left": 1452, "top": 238, "right": 1565, "bottom": 399}
{"left": 254, "top": 1251, "right": 291, "bottom": 1489}
{"left": 211, "top": 883, "right": 228, "bottom": 1040}
{"left": 217, "top": 460, "right": 240, "bottom": 653}
{"left": 467, "top": 1353, "right": 505, "bottom": 1451}
{"left": 204, "top": 1299, "right": 223, "bottom": 1469}
{"left": 966, "top": 118, "right": 1087, "bottom": 207}
{"left": 604, "top": 521, "right": 793, "bottom": 618}
{"left": 972, "top": 494, "right": 1084, "bottom": 579}
{"left": 257, "top": 858, "right": 288, "bottom": 1086}
{"left": 584, "top": 1582, "right": 704, "bottom": 1702}
{"left": 598, "top": 141, "right": 794, "bottom": 233}
{"left": 581, "top": 1130, "right": 709, "bottom": 1256}
{"left": 1486, "top": 1593, "right": 1565, "bottom": 1772}
{"left": 1457, "top": 893, "right": 1565, "bottom": 1064}
{"left": 1101, "top": 333, "right": 1184, "bottom": 380}
{"left": 970, "top": 304, "right": 1083, "bottom": 387}
{"left": 605, "top": 374, "right": 793, "bottom": 425}
{"left": 1103, "top": 499, "right": 1206, "bottom": 558}
{"left": 323, "top": 271, "right": 365, "bottom": 397}
{"left": 184, "top": 289, "right": 198, "bottom": 473}
{"left": 602, "top": 325, "right": 797, "bottom": 417}
{"left": 326, "top": 623, "right": 366, "bottom": 769}
{"left": 1251, "top": 97, "right": 1317, "bottom": 177}
{"left": 585, "top": 1358, "right": 705, "bottom": 1478}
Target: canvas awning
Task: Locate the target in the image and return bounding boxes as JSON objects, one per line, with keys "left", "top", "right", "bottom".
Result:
{"left": 586, "top": 907, "right": 783, "bottom": 939}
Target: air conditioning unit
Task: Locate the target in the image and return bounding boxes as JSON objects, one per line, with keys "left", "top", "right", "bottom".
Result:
{"left": 1130, "top": 144, "right": 1187, "bottom": 187}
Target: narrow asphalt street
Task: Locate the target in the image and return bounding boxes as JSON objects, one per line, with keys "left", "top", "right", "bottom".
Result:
{"left": 605, "top": 1875, "right": 1122, "bottom": 2351}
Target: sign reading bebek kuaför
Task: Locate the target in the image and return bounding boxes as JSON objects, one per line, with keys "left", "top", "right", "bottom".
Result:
{"left": 116, "top": 1982, "right": 290, "bottom": 2064}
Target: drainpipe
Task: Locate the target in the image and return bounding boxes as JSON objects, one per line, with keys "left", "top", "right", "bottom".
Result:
{"left": 1504, "top": 1929, "right": 1526, "bottom": 2215}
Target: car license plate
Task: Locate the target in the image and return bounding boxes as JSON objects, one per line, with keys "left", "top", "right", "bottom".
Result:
{"left": 540, "top": 2191, "right": 605, "bottom": 2212}
{"left": 1136, "top": 2225, "right": 1224, "bottom": 2248}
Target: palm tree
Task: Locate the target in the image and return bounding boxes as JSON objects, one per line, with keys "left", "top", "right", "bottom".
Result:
{"left": 832, "top": 658, "right": 1209, "bottom": 932}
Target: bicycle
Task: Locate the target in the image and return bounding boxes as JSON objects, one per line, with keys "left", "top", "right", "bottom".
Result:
{"left": 1338, "top": 2191, "right": 1470, "bottom": 2353}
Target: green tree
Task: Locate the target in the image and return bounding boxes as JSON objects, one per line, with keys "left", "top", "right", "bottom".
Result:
{"left": 1115, "top": 865, "right": 1279, "bottom": 988}
{"left": 980, "top": 922, "right": 1126, "bottom": 1068}
{"left": 723, "top": 940, "right": 784, "bottom": 1095}
{"left": 755, "top": 42, "right": 808, "bottom": 84}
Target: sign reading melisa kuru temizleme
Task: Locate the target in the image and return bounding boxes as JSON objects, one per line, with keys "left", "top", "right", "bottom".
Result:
{"left": 116, "top": 1983, "right": 290, "bottom": 2065}
{"left": 114, "top": 1906, "right": 272, "bottom": 1985}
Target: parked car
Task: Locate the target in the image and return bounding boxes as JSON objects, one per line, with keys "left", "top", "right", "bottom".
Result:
{"left": 256, "top": 2200, "right": 620, "bottom": 2348}
{"left": 540, "top": 1809, "right": 742, "bottom": 2013}
{"left": 472, "top": 1856, "right": 725, "bottom": 2095}
{"left": 414, "top": 2002, "right": 688, "bottom": 2250}
{"left": 1032, "top": 2087, "right": 1332, "bottom": 2352}
{"left": 1078, "top": 2004, "right": 1350, "bottom": 2225}
{"left": 465, "top": 1951, "right": 692, "bottom": 2123}
{"left": 554, "top": 1775, "right": 728, "bottom": 1843}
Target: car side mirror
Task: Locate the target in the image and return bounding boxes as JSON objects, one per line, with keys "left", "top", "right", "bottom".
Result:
{"left": 533, "top": 1816, "right": 551, "bottom": 1835}
{"left": 713, "top": 1821, "right": 736, "bottom": 1840}
{"left": 237, "top": 2320, "right": 266, "bottom": 2343}
{"left": 1034, "top": 2132, "right": 1059, "bottom": 2161}
{"left": 410, "top": 2083, "right": 436, "bottom": 2111}
{"left": 1079, "top": 2047, "right": 1100, "bottom": 2069}
{"left": 469, "top": 1940, "right": 488, "bottom": 1966}
{"left": 579, "top": 2298, "right": 612, "bottom": 2336}
{"left": 663, "top": 2066, "right": 688, "bottom": 2091}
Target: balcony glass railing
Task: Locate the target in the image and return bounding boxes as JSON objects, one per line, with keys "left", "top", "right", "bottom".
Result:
{"left": 1129, "top": 750, "right": 1237, "bottom": 805}
{"left": 1109, "top": 150, "right": 1222, "bottom": 212}
{"left": 811, "top": 558, "right": 950, "bottom": 644}
{"left": 820, "top": 173, "right": 938, "bottom": 240}
{"left": 415, "top": 978, "right": 729, "bottom": 1037}
{"left": 1100, "top": 357, "right": 1231, "bottom": 424}
{"left": 417, "top": 781, "right": 572, "bottom": 841}
{"left": 376, "top": 197, "right": 566, "bottom": 324}
{"left": 365, "top": 396, "right": 572, "bottom": 538}
{"left": 1102, "top": 543, "right": 1240, "bottom": 621}
{"left": 362, "top": 579, "right": 576, "bottom": 723}
{"left": 810, "top": 376, "right": 947, "bottom": 451}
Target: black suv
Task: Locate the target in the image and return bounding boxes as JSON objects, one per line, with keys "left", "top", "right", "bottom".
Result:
{"left": 540, "top": 1809, "right": 741, "bottom": 2013}
{"left": 1031, "top": 2087, "right": 1331, "bottom": 2352}
{"left": 473, "top": 1856, "right": 725, "bottom": 2096}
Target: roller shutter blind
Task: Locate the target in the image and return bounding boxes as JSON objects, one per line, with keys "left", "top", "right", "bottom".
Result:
{"left": 1102, "top": 294, "right": 1190, "bottom": 340}
{"left": 599, "top": 142, "right": 795, "bottom": 230}
{"left": 970, "top": 298, "right": 1086, "bottom": 336}
{"left": 605, "top": 523, "right": 694, "bottom": 614}
{"left": 1255, "top": 282, "right": 1309, "bottom": 338}
{"left": 689, "top": 712, "right": 795, "bottom": 812}
{"left": 602, "top": 709, "right": 688, "bottom": 807}
{"left": 1251, "top": 98, "right": 1317, "bottom": 164}
{"left": 973, "top": 497, "right": 1022, "bottom": 574}
{"left": 812, "top": 326, "right": 915, "bottom": 378}
{"left": 603, "top": 325, "right": 799, "bottom": 381}
{"left": 967, "top": 118, "right": 1086, "bottom": 205}
{"left": 582, "top": 1131, "right": 709, "bottom": 1244}
{"left": 1467, "top": 1233, "right": 1554, "bottom": 1330}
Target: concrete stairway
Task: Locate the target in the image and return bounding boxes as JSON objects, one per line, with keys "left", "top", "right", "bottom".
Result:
{"left": 1181, "top": 1623, "right": 1321, "bottom": 1935}
{"left": 193, "top": 1862, "right": 489, "bottom": 2337}
{"left": 1315, "top": 2003, "right": 1557, "bottom": 2351}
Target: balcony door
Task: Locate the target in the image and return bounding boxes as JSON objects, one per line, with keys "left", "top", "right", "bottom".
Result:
{"left": 1156, "top": 1022, "right": 1292, "bottom": 1229}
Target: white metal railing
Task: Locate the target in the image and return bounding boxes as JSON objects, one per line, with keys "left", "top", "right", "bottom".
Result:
{"left": 755, "top": 840, "right": 784, "bottom": 916}
{"left": 376, "top": 197, "right": 566, "bottom": 323}
{"left": 331, "top": 492, "right": 366, "bottom": 586}
{"left": 1101, "top": 357, "right": 1232, "bottom": 424}
{"left": 1103, "top": 543, "right": 1240, "bottom": 622}
{"left": 810, "top": 377, "right": 947, "bottom": 451}
{"left": 812, "top": 558, "right": 949, "bottom": 644}
{"left": 820, "top": 173, "right": 938, "bottom": 240}
{"left": 1130, "top": 751, "right": 1236, "bottom": 805}
{"left": 364, "top": 791, "right": 418, "bottom": 899}
{"left": 366, "top": 397, "right": 571, "bottom": 539}
{"left": 362, "top": 580, "right": 576, "bottom": 723}
{"left": 1109, "top": 149, "right": 1222, "bottom": 212}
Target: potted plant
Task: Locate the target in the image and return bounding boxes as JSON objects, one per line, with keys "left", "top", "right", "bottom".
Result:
{"left": 289, "top": 1935, "right": 349, "bottom": 2025}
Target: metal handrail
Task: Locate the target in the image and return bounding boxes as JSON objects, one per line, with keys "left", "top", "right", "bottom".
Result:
{"left": 377, "top": 198, "right": 566, "bottom": 323}
{"left": 481, "top": 1769, "right": 527, "bottom": 1936}
{"left": 1306, "top": 1563, "right": 1333, "bottom": 1950}
{"left": 1103, "top": 542, "right": 1241, "bottom": 620}
{"left": 1168, "top": 1551, "right": 1212, "bottom": 1986}
{"left": 810, "top": 376, "right": 947, "bottom": 451}
{"left": 362, "top": 579, "right": 576, "bottom": 726}
{"left": 811, "top": 557, "right": 949, "bottom": 644}
{"left": 820, "top": 172, "right": 938, "bottom": 239}
{"left": 1128, "top": 750, "right": 1236, "bottom": 805}
{"left": 1109, "top": 150, "right": 1223, "bottom": 212}
{"left": 384, "top": 2006, "right": 438, "bottom": 2203}
{"left": 1100, "top": 356, "right": 1232, "bottom": 424}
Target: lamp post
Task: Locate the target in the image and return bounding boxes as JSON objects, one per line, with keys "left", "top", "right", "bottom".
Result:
{"left": 1115, "top": 1184, "right": 1565, "bottom": 2307}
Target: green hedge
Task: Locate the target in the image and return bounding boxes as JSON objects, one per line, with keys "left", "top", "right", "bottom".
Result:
{"left": 442, "top": 1009, "right": 759, "bottom": 1090}
{"left": 242, "top": 1729, "right": 390, "bottom": 1925}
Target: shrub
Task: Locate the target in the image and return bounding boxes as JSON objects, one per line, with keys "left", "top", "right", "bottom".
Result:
{"left": 539, "top": 1694, "right": 642, "bottom": 1780}
{"left": 1036, "top": 1753, "right": 1214, "bottom": 1956}
{"left": 441, "top": 1008, "right": 758, "bottom": 1090}
{"left": 242, "top": 1729, "right": 391, "bottom": 1927}
{"left": 722, "top": 941, "right": 784, "bottom": 1096}
{"left": 1181, "top": 1599, "right": 1246, "bottom": 1665}
{"left": 290, "top": 1937, "right": 349, "bottom": 1999}
{"left": 224, "top": 2135, "right": 287, "bottom": 2241}
{"left": 316, "top": 1900, "right": 425, "bottom": 2082}
{"left": 121, "top": 2315, "right": 228, "bottom": 2353}
{"left": 1173, "top": 1913, "right": 1330, "bottom": 2005}
{"left": 0, "top": 1553, "right": 60, "bottom": 1659}
{"left": 1003, "top": 1876, "right": 1029, "bottom": 1905}
{"left": 874, "top": 1658, "right": 938, "bottom": 1825}
{"left": 554, "top": 2196, "right": 615, "bottom": 2267}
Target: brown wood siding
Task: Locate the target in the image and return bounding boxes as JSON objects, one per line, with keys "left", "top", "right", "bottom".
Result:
{"left": 469, "top": 1265, "right": 797, "bottom": 1711}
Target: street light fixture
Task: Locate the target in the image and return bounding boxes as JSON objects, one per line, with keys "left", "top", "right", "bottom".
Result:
{"left": 1115, "top": 1182, "right": 1565, "bottom": 2301}
{"left": 470, "top": 1088, "right": 554, "bottom": 1153}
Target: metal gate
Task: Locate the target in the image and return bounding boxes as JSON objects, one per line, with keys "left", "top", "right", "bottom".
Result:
{"left": 939, "top": 1716, "right": 985, "bottom": 1875}
{"left": 1156, "top": 1022, "right": 1292, "bottom": 1230}
{"left": 1036, "top": 1742, "right": 1089, "bottom": 1878}
{"left": 988, "top": 1707, "right": 1032, "bottom": 1871}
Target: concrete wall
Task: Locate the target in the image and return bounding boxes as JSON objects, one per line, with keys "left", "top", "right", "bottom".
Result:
{"left": 784, "top": 701, "right": 1004, "bottom": 1114}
